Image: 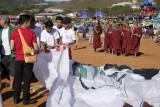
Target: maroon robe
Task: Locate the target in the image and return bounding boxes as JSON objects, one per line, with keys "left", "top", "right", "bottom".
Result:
{"left": 121, "top": 29, "right": 126, "bottom": 53}
{"left": 93, "top": 26, "right": 101, "bottom": 49}
{"left": 112, "top": 29, "right": 122, "bottom": 52}
{"left": 131, "top": 28, "right": 142, "bottom": 54}
{"left": 104, "top": 31, "right": 112, "bottom": 51}
{"left": 130, "top": 28, "right": 142, "bottom": 54}
{"left": 124, "top": 31, "right": 131, "bottom": 55}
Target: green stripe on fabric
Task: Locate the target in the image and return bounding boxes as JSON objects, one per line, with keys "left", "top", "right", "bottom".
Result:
{"left": 100, "top": 70, "right": 105, "bottom": 75}
{"left": 79, "top": 66, "right": 87, "bottom": 79}
{"left": 25, "top": 52, "right": 36, "bottom": 55}
{"left": 93, "top": 66, "right": 98, "bottom": 78}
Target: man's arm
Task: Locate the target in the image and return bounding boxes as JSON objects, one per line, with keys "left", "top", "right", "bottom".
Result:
{"left": 33, "top": 43, "right": 38, "bottom": 52}
{"left": 68, "top": 40, "right": 76, "bottom": 45}
{"left": 54, "top": 39, "right": 59, "bottom": 46}
{"left": 10, "top": 40, "right": 15, "bottom": 51}
{"left": 59, "top": 37, "right": 62, "bottom": 45}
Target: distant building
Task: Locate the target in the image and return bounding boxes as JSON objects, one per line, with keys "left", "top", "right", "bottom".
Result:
{"left": 44, "top": 8, "right": 64, "bottom": 13}
{"left": 35, "top": 13, "right": 60, "bottom": 19}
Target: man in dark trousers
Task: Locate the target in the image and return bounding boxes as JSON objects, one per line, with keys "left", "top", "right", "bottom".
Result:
{"left": 0, "top": 15, "right": 16, "bottom": 90}
{"left": 10, "top": 15, "right": 38, "bottom": 105}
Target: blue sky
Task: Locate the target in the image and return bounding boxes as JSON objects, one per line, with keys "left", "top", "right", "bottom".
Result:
{"left": 45, "top": 0, "right": 70, "bottom": 2}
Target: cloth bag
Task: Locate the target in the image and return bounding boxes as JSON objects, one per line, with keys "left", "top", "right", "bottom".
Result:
{"left": 18, "top": 29, "right": 37, "bottom": 63}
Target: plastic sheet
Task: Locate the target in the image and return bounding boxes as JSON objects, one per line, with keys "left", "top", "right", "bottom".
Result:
{"left": 33, "top": 50, "right": 160, "bottom": 107}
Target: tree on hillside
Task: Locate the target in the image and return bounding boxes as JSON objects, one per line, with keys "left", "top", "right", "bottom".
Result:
{"left": 86, "top": 7, "right": 96, "bottom": 15}
{"left": 0, "top": 9, "right": 9, "bottom": 15}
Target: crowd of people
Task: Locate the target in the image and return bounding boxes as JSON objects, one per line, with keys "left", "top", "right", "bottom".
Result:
{"left": 0, "top": 14, "right": 76, "bottom": 106}
{"left": 0, "top": 13, "right": 149, "bottom": 106}
{"left": 92, "top": 22, "right": 142, "bottom": 56}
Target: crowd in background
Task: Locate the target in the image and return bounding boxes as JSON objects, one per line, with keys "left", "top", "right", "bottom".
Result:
{"left": 0, "top": 13, "right": 159, "bottom": 107}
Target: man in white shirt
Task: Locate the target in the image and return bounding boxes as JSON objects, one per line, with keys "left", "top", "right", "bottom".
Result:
{"left": 30, "top": 16, "right": 41, "bottom": 48}
{"left": 62, "top": 17, "right": 76, "bottom": 59}
{"left": 41, "top": 20, "right": 60, "bottom": 49}
{"left": 53, "top": 16, "right": 64, "bottom": 37}
{"left": 0, "top": 15, "right": 16, "bottom": 90}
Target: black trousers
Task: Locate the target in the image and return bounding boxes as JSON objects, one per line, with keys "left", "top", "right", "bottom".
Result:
{"left": 14, "top": 60, "right": 33, "bottom": 101}
{"left": 1, "top": 54, "right": 16, "bottom": 77}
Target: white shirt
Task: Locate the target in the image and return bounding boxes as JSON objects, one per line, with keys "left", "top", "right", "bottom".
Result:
{"left": 35, "top": 23, "right": 42, "bottom": 28}
{"left": 41, "top": 28, "right": 60, "bottom": 46}
{"left": 53, "top": 26, "right": 65, "bottom": 37}
{"left": 30, "top": 26, "right": 41, "bottom": 47}
{"left": 1, "top": 28, "right": 11, "bottom": 55}
{"left": 62, "top": 29, "right": 76, "bottom": 44}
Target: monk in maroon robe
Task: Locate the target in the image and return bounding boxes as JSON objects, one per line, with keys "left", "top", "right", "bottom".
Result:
{"left": 121, "top": 25, "right": 127, "bottom": 54}
{"left": 104, "top": 25, "right": 113, "bottom": 53}
{"left": 93, "top": 23, "right": 101, "bottom": 52}
{"left": 124, "top": 26, "right": 131, "bottom": 56}
{"left": 112, "top": 25, "right": 122, "bottom": 55}
{"left": 130, "top": 23, "right": 142, "bottom": 56}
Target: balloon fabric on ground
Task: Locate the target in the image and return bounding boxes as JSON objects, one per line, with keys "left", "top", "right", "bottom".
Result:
{"left": 33, "top": 48, "right": 160, "bottom": 107}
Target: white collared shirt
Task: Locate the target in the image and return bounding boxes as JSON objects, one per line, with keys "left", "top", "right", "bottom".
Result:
{"left": 1, "top": 27, "right": 11, "bottom": 55}
{"left": 41, "top": 28, "right": 60, "bottom": 46}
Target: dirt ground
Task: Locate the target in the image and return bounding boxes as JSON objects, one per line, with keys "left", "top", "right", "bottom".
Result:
{"left": 1, "top": 36, "right": 160, "bottom": 107}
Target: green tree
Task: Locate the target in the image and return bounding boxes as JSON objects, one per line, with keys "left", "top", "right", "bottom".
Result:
{"left": 10, "top": 7, "right": 24, "bottom": 15}
{"left": 86, "top": 7, "right": 96, "bottom": 15}
{"left": 0, "top": 9, "right": 9, "bottom": 15}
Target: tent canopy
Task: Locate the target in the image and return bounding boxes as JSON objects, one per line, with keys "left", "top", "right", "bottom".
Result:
{"left": 95, "top": 12, "right": 104, "bottom": 17}
{"left": 80, "top": 12, "right": 90, "bottom": 18}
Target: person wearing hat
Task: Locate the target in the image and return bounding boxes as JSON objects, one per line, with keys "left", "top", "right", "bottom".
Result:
{"left": 0, "top": 15, "right": 16, "bottom": 90}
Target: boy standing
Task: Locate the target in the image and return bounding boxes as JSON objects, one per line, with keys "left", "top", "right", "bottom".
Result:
{"left": 10, "top": 15, "right": 38, "bottom": 105}
{"left": 62, "top": 17, "right": 76, "bottom": 59}
{"left": 41, "top": 20, "right": 60, "bottom": 49}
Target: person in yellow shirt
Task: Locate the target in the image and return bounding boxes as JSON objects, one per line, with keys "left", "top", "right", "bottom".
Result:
{"left": 74, "top": 27, "right": 79, "bottom": 49}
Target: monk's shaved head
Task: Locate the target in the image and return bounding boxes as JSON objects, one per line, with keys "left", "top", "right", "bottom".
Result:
{"left": 134, "top": 23, "right": 138, "bottom": 28}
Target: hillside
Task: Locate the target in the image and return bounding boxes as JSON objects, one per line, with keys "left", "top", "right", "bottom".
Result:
{"left": 54, "top": 0, "right": 134, "bottom": 10}
{"left": 0, "top": 0, "right": 44, "bottom": 9}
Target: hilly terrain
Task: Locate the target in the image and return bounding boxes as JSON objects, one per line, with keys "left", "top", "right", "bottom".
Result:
{"left": 54, "top": 0, "right": 133, "bottom": 10}
{"left": 0, "top": 0, "right": 44, "bottom": 9}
